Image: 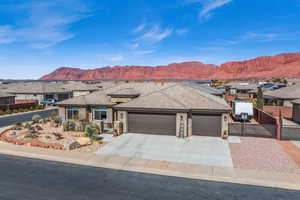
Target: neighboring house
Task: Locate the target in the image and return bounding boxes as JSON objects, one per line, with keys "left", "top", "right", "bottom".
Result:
{"left": 0, "top": 91, "right": 15, "bottom": 104}
{"left": 292, "top": 99, "right": 300, "bottom": 124}
{"left": 6, "top": 82, "right": 72, "bottom": 103}
{"left": 184, "top": 82, "right": 225, "bottom": 97}
{"left": 264, "top": 84, "right": 300, "bottom": 106}
{"left": 224, "top": 83, "right": 258, "bottom": 98}
{"left": 57, "top": 82, "right": 231, "bottom": 138}
{"left": 60, "top": 82, "right": 100, "bottom": 97}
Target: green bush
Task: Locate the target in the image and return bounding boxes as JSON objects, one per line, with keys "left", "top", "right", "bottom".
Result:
{"left": 84, "top": 124, "right": 100, "bottom": 140}
{"left": 24, "top": 123, "right": 32, "bottom": 129}
{"left": 0, "top": 110, "right": 4, "bottom": 115}
{"left": 52, "top": 116, "right": 62, "bottom": 124}
{"left": 62, "top": 120, "right": 76, "bottom": 131}
{"left": 37, "top": 105, "right": 44, "bottom": 110}
{"left": 50, "top": 111, "right": 59, "bottom": 119}
{"left": 6, "top": 110, "right": 12, "bottom": 115}
{"left": 24, "top": 133, "right": 38, "bottom": 139}
{"left": 32, "top": 114, "right": 42, "bottom": 123}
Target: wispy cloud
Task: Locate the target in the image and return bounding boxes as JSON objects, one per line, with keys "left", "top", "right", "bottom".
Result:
{"left": 134, "top": 50, "right": 155, "bottom": 55}
{"left": 242, "top": 32, "right": 278, "bottom": 42}
{"left": 175, "top": 28, "right": 189, "bottom": 36}
{"left": 97, "top": 53, "right": 124, "bottom": 63}
{"left": 185, "top": 0, "right": 232, "bottom": 19}
{"left": 0, "top": 0, "right": 92, "bottom": 48}
{"left": 133, "top": 23, "right": 145, "bottom": 33}
{"left": 140, "top": 25, "right": 173, "bottom": 43}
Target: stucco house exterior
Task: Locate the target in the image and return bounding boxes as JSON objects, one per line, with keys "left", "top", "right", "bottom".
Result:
{"left": 0, "top": 91, "right": 15, "bottom": 104}
{"left": 57, "top": 82, "right": 231, "bottom": 138}
{"left": 292, "top": 99, "right": 300, "bottom": 124}
{"left": 5, "top": 82, "right": 72, "bottom": 103}
{"left": 264, "top": 84, "right": 300, "bottom": 106}
{"left": 60, "top": 82, "right": 100, "bottom": 97}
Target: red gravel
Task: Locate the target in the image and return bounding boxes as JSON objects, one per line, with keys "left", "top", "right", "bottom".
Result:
{"left": 229, "top": 137, "right": 300, "bottom": 174}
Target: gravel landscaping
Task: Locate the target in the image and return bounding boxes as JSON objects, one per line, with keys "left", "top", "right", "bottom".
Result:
{"left": 229, "top": 137, "right": 300, "bottom": 174}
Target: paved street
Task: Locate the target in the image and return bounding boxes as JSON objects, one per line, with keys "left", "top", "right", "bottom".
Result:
{"left": 0, "top": 154, "right": 299, "bottom": 200}
{"left": 0, "top": 108, "right": 57, "bottom": 127}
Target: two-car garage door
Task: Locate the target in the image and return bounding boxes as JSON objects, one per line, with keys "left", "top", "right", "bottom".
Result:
{"left": 128, "top": 113, "right": 176, "bottom": 135}
{"left": 127, "top": 112, "right": 222, "bottom": 137}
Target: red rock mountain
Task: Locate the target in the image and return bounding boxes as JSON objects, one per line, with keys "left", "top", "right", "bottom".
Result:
{"left": 40, "top": 52, "right": 300, "bottom": 80}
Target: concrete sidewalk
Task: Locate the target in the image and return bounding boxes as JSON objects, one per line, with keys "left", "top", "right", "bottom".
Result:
{"left": 0, "top": 142, "right": 299, "bottom": 191}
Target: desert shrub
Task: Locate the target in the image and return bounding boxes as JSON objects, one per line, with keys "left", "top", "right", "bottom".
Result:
{"left": 52, "top": 132, "right": 64, "bottom": 140}
{"left": 24, "top": 133, "right": 38, "bottom": 139}
{"left": 24, "top": 123, "right": 32, "bottom": 129}
{"left": 50, "top": 111, "right": 59, "bottom": 119}
{"left": 6, "top": 110, "right": 12, "bottom": 115}
{"left": 35, "top": 125, "right": 43, "bottom": 131}
{"left": 32, "top": 114, "right": 42, "bottom": 123}
{"left": 16, "top": 122, "right": 23, "bottom": 127}
{"left": 37, "top": 105, "right": 44, "bottom": 110}
{"left": 52, "top": 116, "right": 62, "bottom": 125}
{"left": 42, "top": 118, "right": 48, "bottom": 124}
{"left": 62, "top": 120, "right": 76, "bottom": 131}
{"left": 84, "top": 124, "right": 100, "bottom": 140}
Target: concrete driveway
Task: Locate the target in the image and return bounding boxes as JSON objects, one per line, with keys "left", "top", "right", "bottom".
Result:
{"left": 97, "top": 133, "right": 233, "bottom": 168}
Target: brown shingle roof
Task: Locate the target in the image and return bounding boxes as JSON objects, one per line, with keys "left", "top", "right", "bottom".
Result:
{"left": 6, "top": 82, "right": 71, "bottom": 94}
{"left": 264, "top": 84, "right": 300, "bottom": 100}
{"left": 107, "top": 88, "right": 140, "bottom": 97}
{"left": 61, "top": 82, "right": 100, "bottom": 91}
{"left": 0, "top": 90, "right": 15, "bottom": 98}
{"left": 114, "top": 84, "right": 231, "bottom": 111}
{"left": 57, "top": 91, "right": 115, "bottom": 106}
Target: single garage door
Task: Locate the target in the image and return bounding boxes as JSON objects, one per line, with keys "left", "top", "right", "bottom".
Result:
{"left": 128, "top": 113, "right": 176, "bottom": 135}
{"left": 192, "top": 114, "right": 221, "bottom": 137}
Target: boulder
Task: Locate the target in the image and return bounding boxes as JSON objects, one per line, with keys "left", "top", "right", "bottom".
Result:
{"left": 76, "top": 137, "right": 92, "bottom": 146}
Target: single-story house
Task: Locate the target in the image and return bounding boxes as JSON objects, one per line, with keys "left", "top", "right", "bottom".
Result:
{"left": 184, "top": 82, "right": 225, "bottom": 97}
{"left": 57, "top": 82, "right": 231, "bottom": 138}
{"left": 292, "top": 99, "right": 300, "bottom": 124}
{"left": 5, "top": 82, "right": 72, "bottom": 103}
{"left": 264, "top": 84, "right": 300, "bottom": 106}
{"left": 224, "top": 82, "right": 258, "bottom": 98}
{"left": 0, "top": 91, "right": 15, "bottom": 104}
{"left": 60, "top": 82, "right": 100, "bottom": 97}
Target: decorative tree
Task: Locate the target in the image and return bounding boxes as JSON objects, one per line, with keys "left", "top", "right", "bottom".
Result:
{"left": 256, "top": 86, "right": 264, "bottom": 109}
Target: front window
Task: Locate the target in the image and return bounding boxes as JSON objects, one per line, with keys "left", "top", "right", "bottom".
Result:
{"left": 94, "top": 107, "right": 107, "bottom": 121}
{"left": 67, "top": 107, "right": 79, "bottom": 120}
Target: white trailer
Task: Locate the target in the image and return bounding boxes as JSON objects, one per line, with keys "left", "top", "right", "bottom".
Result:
{"left": 232, "top": 100, "right": 253, "bottom": 121}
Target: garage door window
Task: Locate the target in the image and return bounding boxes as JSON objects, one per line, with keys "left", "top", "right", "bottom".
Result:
{"left": 67, "top": 107, "right": 79, "bottom": 120}
{"left": 94, "top": 108, "right": 107, "bottom": 121}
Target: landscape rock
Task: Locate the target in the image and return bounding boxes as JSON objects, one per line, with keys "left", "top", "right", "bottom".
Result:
{"left": 76, "top": 137, "right": 92, "bottom": 146}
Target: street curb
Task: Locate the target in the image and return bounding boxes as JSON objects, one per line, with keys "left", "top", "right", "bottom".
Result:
{"left": 0, "top": 149, "right": 299, "bottom": 191}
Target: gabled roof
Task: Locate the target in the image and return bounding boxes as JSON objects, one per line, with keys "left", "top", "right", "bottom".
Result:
{"left": 6, "top": 82, "right": 71, "bottom": 94}
{"left": 57, "top": 91, "right": 115, "bottom": 106}
{"left": 107, "top": 88, "right": 140, "bottom": 98}
{"left": 184, "top": 82, "right": 224, "bottom": 95}
{"left": 60, "top": 82, "right": 100, "bottom": 91}
{"left": 292, "top": 99, "right": 300, "bottom": 104}
{"left": 114, "top": 84, "right": 231, "bottom": 112}
{"left": 0, "top": 90, "right": 15, "bottom": 98}
{"left": 264, "top": 84, "right": 300, "bottom": 100}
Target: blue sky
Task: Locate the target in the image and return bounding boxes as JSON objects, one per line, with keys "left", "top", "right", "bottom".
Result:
{"left": 0, "top": 0, "right": 300, "bottom": 79}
